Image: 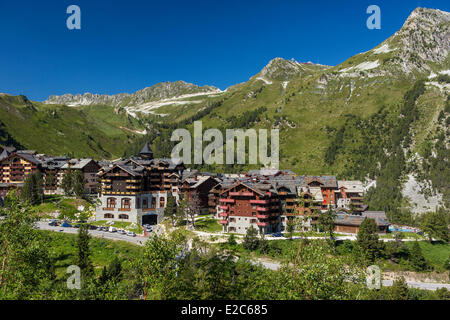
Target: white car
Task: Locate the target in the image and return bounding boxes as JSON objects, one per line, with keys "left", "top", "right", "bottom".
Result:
{"left": 117, "top": 229, "right": 126, "bottom": 235}
{"left": 127, "top": 231, "right": 136, "bottom": 237}
{"left": 109, "top": 227, "right": 117, "bottom": 233}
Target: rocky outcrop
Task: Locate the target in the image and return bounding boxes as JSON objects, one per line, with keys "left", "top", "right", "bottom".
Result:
{"left": 44, "top": 80, "right": 220, "bottom": 107}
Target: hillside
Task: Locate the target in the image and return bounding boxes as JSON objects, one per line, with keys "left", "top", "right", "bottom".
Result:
{"left": 0, "top": 94, "right": 147, "bottom": 159}
{"left": 1, "top": 7, "right": 448, "bottom": 217}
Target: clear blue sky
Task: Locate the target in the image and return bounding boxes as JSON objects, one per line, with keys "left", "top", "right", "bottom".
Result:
{"left": 0, "top": 0, "right": 448, "bottom": 101}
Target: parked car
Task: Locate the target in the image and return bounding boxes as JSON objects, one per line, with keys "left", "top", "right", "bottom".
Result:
{"left": 88, "top": 225, "right": 97, "bottom": 230}
{"left": 272, "top": 232, "right": 284, "bottom": 237}
{"left": 61, "top": 221, "right": 72, "bottom": 228}
{"left": 117, "top": 229, "right": 126, "bottom": 235}
{"left": 109, "top": 227, "right": 117, "bottom": 233}
{"left": 49, "top": 221, "right": 59, "bottom": 226}
{"left": 127, "top": 231, "right": 136, "bottom": 237}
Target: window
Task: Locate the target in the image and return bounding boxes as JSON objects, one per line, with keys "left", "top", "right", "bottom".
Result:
{"left": 104, "top": 213, "right": 114, "bottom": 219}
{"left": 121, "top": 198, "right": 131, "bottom": 209}
{"left": 118, "top": 214, "right": 129, "bottom": 220}
{"left": 107, "top": 197, "right": 116, "bottom": 208}
{"left": 143, "top": 199, "right": 148, "bottom": 208}
{"left": 151, "top": 198, "right": 156, "bottom": 208}
{"left": 159, "top": 197, "right": 165, "bottom": 208}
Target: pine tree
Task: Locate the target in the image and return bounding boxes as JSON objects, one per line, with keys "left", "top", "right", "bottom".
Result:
{"left": 420, "top": 210, "right": 449, "bottom": 242}
{"left": 164, "top": 194, "right": 178, "bottom": 226}
{"left": 356, "top": 218, "right": 382, "bottom": 264}
{"left": 20, "top": 173, "right": 34, "bottom": 204}
{"left": 76, "top": 224, "right": 93, "bottom": 278}
{"left": 243, "top": 226, "right": 260, "bottom": 251}
{"left": 409, "top": 241, "right": 428, "bottom": 271}
{"left": 390, "top": 276, "right": 409, "bottom": 300}
{"left": 33, "top": 171, "right": 44, "bottom": 204}
{"left": 73, "top": 170, "right": 85, "bottom": 197}
{"left": 62, "top": 169, "right": 73, "bottom": 196}
{"left": 318, "top": 207, "right": 336, "bottom": 243}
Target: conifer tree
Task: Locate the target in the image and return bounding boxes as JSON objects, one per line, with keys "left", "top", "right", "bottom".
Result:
{"left": 356, "top": 218, "right": 382, "bottom": 264}
{"left": 409, "top": 241, "right": 428, "bottom": 271}
{"left": 164, "top": 194, "right": 178, "bottom": 226}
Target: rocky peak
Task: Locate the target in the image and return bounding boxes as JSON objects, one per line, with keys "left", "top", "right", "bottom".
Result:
{"left": 44, "top": 80, "right": 220, "bottom": 107}
{"left": 257, "top": 57, "right": 329, "bottom": 82}
{"left": 390, "top": 7, "right": 450, "bottom": 70}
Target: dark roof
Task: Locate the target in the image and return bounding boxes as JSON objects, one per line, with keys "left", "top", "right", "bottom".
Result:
{"left": 334, "top": 214, "right": 390, "bottom": 227}
{"left": 140, "top": 143, "right": 153, "bottom": 157}
{"left": 362, "top": 211, "right": 387, "bottom": 220}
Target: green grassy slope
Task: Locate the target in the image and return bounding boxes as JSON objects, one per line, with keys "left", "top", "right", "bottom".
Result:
{"left": 0, "top": 94, "right": 147, "bottom": 159}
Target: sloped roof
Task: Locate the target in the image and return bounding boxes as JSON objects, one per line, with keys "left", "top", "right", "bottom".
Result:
{"left": 61, "top": 158, "right": 96, "bottom": 170}
{"left": 140, "top": 143, "right": 153, "bottom": 156}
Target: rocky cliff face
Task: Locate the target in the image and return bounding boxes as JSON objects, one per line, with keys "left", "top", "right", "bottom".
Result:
{"left": 44, "top": 80, "right": 220, "bottom": 107}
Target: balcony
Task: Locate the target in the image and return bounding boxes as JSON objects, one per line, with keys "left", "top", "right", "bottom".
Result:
{"left": 219, "top": 205, "right": 229, "bottom": 210}
{"left": 118, "top": 208, "right": 131, "bottom": 212}
{"left": 126, "top": 179, "right": 139, "bottom": 183}
{"left": 219, "top": 220, "right": 229, "bottom": 225}
{"left": 250, "top": 199, "right": 269, "bottom": 205}
{"left": 219, "top": 198, "right": 235, "bottom": 204}
{"left": 257, "top": 222, "right": 268, "bottom": 227}
{"left": 219, "top": 212, "right": 228, "bottom": 218}
{"left": 102, "top": 207, "right": 115, "bottom": 211}
{"left": 256, "top": 207, "right": 269, "bottom": 212}
{"left": 256, "top": 214, "right": 269, "bottom": 219}
{"left": 229, "top": 191, "right": 254, "bottom": 196}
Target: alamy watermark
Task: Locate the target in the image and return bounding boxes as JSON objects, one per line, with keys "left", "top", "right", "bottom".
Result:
{"left": 170, "top": 121, "right": 279, "bottom": 169}
{"left": 366, "top": 265, "right": 381, "bottom": 289}
{"left": 66, "top": 5, "right": 81, "bottom": 30}
{"left": 66, "top": 265, "right": 81, "bottom": 289}
{"left": 366, "top": 5, "right": 381, "bottom": 30}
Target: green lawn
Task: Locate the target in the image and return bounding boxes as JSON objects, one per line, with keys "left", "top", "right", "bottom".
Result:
{"left": 405, "top": 241, "right": 450, "bottom": 272}
{"left": 194, "top": 217, "right": 223, "bottom": 233}
{"left": 40, "top": 230, "right": 142, "bottom": 278}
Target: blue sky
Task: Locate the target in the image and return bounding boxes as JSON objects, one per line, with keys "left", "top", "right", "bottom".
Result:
{"left": 0, "top": 0, "right": 448, "bottom": 101}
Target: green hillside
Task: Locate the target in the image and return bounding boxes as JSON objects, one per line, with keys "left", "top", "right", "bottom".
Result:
{"left": 0, "top": 94, "right": 147, "bottom": 159}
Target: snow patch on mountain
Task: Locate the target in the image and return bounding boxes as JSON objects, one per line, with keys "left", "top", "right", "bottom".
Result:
{"left": 373, "top": 44, "right": 396, "bottom": 54}
{"left": 256, "top": 77, "right": 273, "bottom": 85}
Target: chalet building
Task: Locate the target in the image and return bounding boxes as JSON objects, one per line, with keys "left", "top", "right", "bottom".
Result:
{"left": 40, "top": 156, "right": 69, "bottom": 195}
{"left": 336, "top": 180, "right": 365, "bottom": 213}
{"left": 0, "top": 151, "right": 41, "bottom": 200}
{"left": 0, "top": 151, "right": 41, "bottom": 185}
{"left": 95, "top": 143, "right": 185, "bottom": 225}
{"left": 0, "top": 146, "right": 17, "bottom": 161}
{"left": 334, "top": 214, "right": 390, "bottom": 234}
{"left": 181, "top": 175, "right": 220, "bottom": 213}
{"left": 218, "top": 181, "right": 282, "bottom": 235}
{"left": 96, "top": 162, "right": 165, "bottom": 225}
{"left": 61, "top": 159, "right": 101, "bottom": 194}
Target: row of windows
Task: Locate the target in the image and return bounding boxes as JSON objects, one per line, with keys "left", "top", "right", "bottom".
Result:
{"left": 106, "top": 197, "right": 166, "bottom": 209}
{"left": 104, "top": 213, "right": 129, "bottom": 219}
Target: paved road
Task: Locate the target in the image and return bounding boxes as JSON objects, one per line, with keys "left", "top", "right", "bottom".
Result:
{"left": 35, "top": 221, "right": 148, "bottom": 246}
{"left": 251, "top": 259, "right": 450, "bottom": 291}
{"left": 36, "top": 221, "right": 449, "bottom": 291}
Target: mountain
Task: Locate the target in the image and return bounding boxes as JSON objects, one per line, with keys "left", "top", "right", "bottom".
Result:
{"left": 44, "top": 80, "right": 222, "bottom": 117}
{"left": 1, "top": 7, "right": 448, "bottom": 217}
{"left": 0, "top": 94, "right": 148, "bottom": 159}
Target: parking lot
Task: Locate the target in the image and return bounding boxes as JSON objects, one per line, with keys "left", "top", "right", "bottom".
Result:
{"left": 35, "top": 221, "right": 148, "bottom": 246}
